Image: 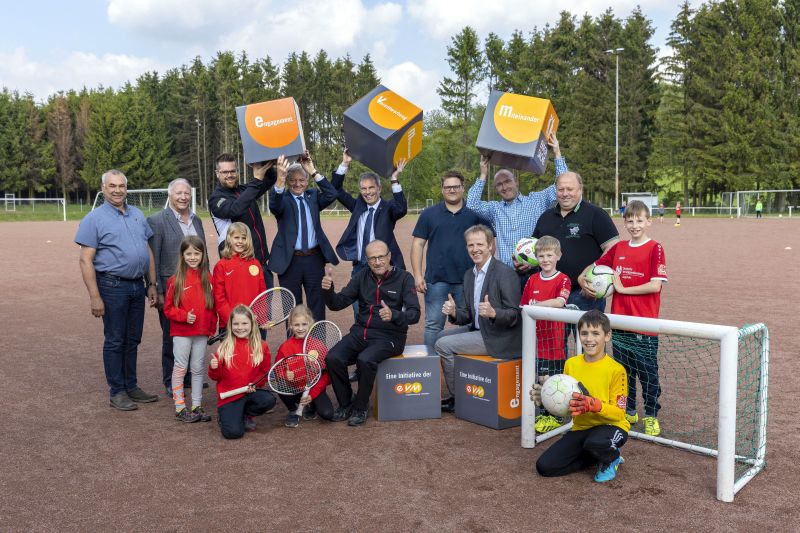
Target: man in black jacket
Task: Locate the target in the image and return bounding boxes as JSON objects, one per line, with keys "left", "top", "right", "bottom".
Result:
{"left": 209, "top": 153, "right": 276, "bottom": 288}
{"left": 322, "top": 240, "right": 420, "bottom": 426}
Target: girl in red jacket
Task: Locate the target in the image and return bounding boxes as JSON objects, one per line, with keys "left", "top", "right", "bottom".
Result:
{"left": 209, "top": 305, "right": 276, "bottom": 438}
{"left": 212, "top": 222, "right": 267, "bottom": 328}
{"left": 164, "top": 236, "right": 216, "bottom": 423}
{"left": 275, "top": 305, "right": 334, "bottom": 427}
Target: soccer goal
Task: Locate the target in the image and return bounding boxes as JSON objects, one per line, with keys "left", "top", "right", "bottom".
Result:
{"left": 520, "top": 306, "right": 768, "bottom": 502}
{"left": 736, "top": 189, "right": 800, "bottom": 217}
{"left": 2, "top": 194, "right": 67, "bottom": 221}
{"left": 92, "top": 188, "right": 196, "bottom": 215}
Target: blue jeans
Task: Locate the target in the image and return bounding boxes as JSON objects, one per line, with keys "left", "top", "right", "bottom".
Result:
{"left": 97, "top": 276, "right": 146, "bottom": 397}
{"left": 424, "top": 282, "right": 464, "bottom": 354}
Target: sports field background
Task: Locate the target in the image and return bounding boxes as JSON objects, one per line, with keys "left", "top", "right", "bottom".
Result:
{"left": 1, "top": 217, "right": 798, "bottom": 530}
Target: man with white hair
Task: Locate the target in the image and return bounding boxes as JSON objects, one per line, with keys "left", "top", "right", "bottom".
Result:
{"left": 76, "top": 169, "right": 159, "bottom": 411}
{"left": 147, "top": 178, "right": 208, "bottom": 397}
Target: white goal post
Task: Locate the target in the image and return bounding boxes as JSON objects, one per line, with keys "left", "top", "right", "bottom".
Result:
{"left": 736, "top": 189, "right": 800, "bottom": 217}
{"left": 92, "top": 188, "right": 197, "bottom": 213}
{"left": 521, "top": 306, "right": 769, "bottom": 503}
{"left": 2, "top": 195, "right": 67, "bottom": 221}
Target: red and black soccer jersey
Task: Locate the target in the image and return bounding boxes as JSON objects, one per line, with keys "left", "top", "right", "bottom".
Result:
{"left": 520, "top": 271, "right": 571, "bottom": 360}
{"left": 595, "top": 239, "right": 667, "bottom": 325}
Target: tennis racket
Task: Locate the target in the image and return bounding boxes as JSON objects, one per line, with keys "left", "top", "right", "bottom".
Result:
{"left": 302, "top": 320, "right": 343, "bottom": 369}
{"left": 218, "top": 352, "right": 322, "bottom": 402}
{"left": 208, "top": 287, "right": 296, "bottom": 345}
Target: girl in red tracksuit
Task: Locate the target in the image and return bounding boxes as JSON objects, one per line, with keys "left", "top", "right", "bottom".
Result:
{"left": 212, "top": 222, "right": 267, "bottom": 328}
{"left": 163, "top": 236, "right": 216, "bottom": 423}
{"left": 208, "top": 305, "right": 276, "bottom": 439}
{"left": 274, "top": 305, "right": 334, "bottom": 427}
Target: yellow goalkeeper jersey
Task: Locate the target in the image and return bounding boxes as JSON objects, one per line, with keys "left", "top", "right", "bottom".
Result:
{"left": 565, "top": 354, "right": 630, "bottom": 433}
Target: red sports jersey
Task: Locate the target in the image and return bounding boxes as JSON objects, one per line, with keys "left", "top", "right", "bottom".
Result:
{"left": 595, "top": 239, "right": 667, "bottom": 328}
{"left": 212, "top": 253, "right": 267, "bottom": 327}
{"left": 520, "top": 271, "right": 571, "bottom": 360}
{"left": 275, "top": 337, "right": 331, "bottom": 400}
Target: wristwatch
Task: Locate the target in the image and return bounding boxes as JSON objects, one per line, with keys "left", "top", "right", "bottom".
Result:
{"left": 310, "top": 170, "right": 319, "bottom": 178}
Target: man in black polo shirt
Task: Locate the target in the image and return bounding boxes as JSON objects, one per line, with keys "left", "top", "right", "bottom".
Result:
{"left": 533, "top": 171, "right": 619, "bottom": 312}
{"left": 411, "top": 171, "right": 487, "bottom": 354}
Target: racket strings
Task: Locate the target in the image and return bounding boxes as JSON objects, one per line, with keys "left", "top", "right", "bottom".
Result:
{"left": 250, "top": 288, "right": 296, "bottom": 327}
{"left": 268, "top": 355, "right": 321, "bottom": 395}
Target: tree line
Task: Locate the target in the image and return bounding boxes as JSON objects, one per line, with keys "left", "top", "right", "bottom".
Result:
{"left": 0, "top": 0, "right": 797, "bottom": 208}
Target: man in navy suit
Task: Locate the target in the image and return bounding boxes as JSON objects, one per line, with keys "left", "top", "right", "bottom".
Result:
{"left": 330, "top": 151, "right": 408, "bottom": 275}
{"left": 268, "top": 153, "right": 339, "bottom": 320}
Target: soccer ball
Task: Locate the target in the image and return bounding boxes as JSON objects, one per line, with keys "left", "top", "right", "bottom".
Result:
{"left": 514, "top": 237, "right": 539, "bottom": 267}
{"left": 586, "top": 265, "right": 615, "bottom": 299}
{"left": 540, "top": 374, "right": 582, "bottom": 418}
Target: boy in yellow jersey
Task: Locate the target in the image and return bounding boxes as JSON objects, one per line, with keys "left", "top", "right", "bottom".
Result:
{"left": 531, "top": 310, "right": 630, "bottom": 482}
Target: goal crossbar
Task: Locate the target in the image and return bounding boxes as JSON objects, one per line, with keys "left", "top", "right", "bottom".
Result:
{"left": 521, "top": 306, "right": 768, "bottom": 502}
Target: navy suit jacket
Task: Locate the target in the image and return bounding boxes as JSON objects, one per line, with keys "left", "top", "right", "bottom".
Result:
{"left": 267, "top": 177, "right": 339, "bottom": 276}
{"left": 330, "top": 171, "right": 407, "bottom": 270}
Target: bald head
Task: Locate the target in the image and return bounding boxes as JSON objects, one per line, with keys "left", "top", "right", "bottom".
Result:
{"left": 556, "top": 171, "right": 583, "bottom": 213}
{"left": 493, "top": 169, "right": 519, "bottom": 201}
{"left": 365, "top": 240, "right": 391, "bottom": 276}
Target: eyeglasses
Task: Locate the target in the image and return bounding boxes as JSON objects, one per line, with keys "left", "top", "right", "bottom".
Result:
{"left": 442, "top": 185, "right": 463, "bottom": 191}
{"left": 217, "top": 170, "right": 237, "bottom": 175}
{"left": 366, "top": 253, "right": 389, "bottom": 264}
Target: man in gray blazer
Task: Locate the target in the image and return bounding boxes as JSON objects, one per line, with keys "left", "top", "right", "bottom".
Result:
{"left": 147, "top": 178, "right": 207, "bottom": 396}
{"left": 435, "top": 224, "right": 522, "bottom": 412}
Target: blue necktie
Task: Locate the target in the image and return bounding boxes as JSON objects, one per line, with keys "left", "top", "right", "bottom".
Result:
{"left": 297, "top": 196, "right": 309, "bottom": 252}
{"left": 361, "top": 206, "right": 374, "bottom": 261}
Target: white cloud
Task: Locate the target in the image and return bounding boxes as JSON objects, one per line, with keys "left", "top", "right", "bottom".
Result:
{"left": 0, "top": 48, "right": 166, "bottom": 101}
{"left": 380, "top": 61, "right": 440, "bottom": 112}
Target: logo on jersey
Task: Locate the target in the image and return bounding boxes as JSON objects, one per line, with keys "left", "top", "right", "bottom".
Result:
{"left": 248, "top": 265, "right": 260, "bottom": 276}
{"left": 658, "top": 264, "right": 667, "bottom": 276}
{"left": 616, "top": 394, "right": 627, "bottom": 410}
{"left": 565, "top": 223, "right": 581, "bottom": 238}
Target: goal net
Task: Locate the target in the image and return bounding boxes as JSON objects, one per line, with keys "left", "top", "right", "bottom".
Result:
{"left": 736, "top": 189, "right": 800, "bottom": 217}
{"left": 92, "top": 188, "right": 196, "bottom": 215}
{"left": 2, "top": 194, "right": 67, "bottom": 221}
{"left": 521, "top": 306, "right": 768, "bottom": 502}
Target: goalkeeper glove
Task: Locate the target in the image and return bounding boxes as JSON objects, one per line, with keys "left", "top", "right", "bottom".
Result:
{"left": 569, "top": 392, "right": 602, "bottom": 416}
{"left": 529, "top": 376, "right": 546, "bottom": 407}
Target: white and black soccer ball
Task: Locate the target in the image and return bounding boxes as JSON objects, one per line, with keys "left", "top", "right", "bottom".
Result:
{"left": 540, "top": 374, "right": 582, "bottom": 418}
{"left": 514, "top": 237, "right": 539, "bottom": 267}
{"left": 586, "top": 265, "right": 615, "bottom": 299}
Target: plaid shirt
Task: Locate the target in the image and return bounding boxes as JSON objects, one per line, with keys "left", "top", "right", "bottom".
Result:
{"left": 466, "top": 157, "right": 569, "bottom": 267}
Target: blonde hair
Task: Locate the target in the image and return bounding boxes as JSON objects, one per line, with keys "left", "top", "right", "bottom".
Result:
{"left": 288, "top": 304, "right": 314, "bottom": 339}
{"left": 172, "top": 236, "right": 214, "bottom": 309}
{"left": 535, "top": 235, "right": 561, "bottom": 255}
{"left": 221, "top": 222, "right": 255, "bottom": 260}
{"left": 216, "top": 305, "right": 264, "bottom": 368}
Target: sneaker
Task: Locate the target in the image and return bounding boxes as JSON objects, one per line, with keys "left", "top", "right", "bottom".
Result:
{"left": 347, "top": 408, "right": 368, "bottom": 427}
{"left": 441, "top": 397, "right": 455, "bottom": 413}
{"left": 594, "top": 455, "right": 624, "bottom": 483}
{"left": 175, "top": 408, "right": 201, "bottom": 423}
{"left": 192, "top": 406, "right": 212, "bottom": 422}
{"left": 535, "top": 415, "right": 562, "bottom": 433}
{"left": 644, "top": 416, "right": 661, "bottom": 436}
{"left": 331, "top": 406, "right": 352, "bottom": 422}
{"left": 244, "top": 415, "right": 257, "bottom": 432}
{"left": 109, "top": 392, "right": 137, "bottom": 411}
{"left": 126, "top": 387, "right": 159, "bottom": 403}
{"left": 285, "top": 413, "right": 301, "bottom": 428}
{"left": 625, "top": 412, "right": 639, "bottom": 425}
{"left": 348, "top": 370, "right": 359, "bottom": 383}
{"left": 302, "top": 405, "right": 318, "bottom": 421}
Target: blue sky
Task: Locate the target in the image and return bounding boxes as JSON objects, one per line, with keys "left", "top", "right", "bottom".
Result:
{"left": 0, "top": 0, "right": 693, "bottom": 110}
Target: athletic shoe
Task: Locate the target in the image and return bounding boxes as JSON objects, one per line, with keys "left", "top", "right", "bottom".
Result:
{"left": 126, "top": 387, "right": 159, "bottom": 403}
{"left": 331, "top": 406, "right": 352, "bottom": 422}
{"left": 441, "top": 398, "right": 455, "bottom": 413}
{"left": 594, "top": 455, "right": 624, "bottom": 483}
{"left": 625, "top": 412, "right": 639, "bottom": 425}
{"left": 192, "top": 406, "right": 212, "bottom": 422}
{"left": 347, "top": 409, "right": 368, "bottom": 427}
{"left": 302, "top": 404, "right": 318, "bottom": 421}
{"left": 535, "top": 415, "right": 562, "bottom": 433}
{"left": 244, "top": 415, "right": 257, "bottom": 432}
{"left": 644, "top": 416, "right": 661, "bottom": 436}
{"left": 175, "top": 408, "right": 201, "bottom": 423}
{"left": 109, "top": 392, "right": 137, "bottom": 411}
{"left": 348, "top": 370, "right": 359, "bottom": 383}
{"left": 285, "top": 414, "right": 301, "bottom": 428}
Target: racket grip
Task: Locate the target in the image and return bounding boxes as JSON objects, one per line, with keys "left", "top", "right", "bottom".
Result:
{"left": 207, "top": 332, "right": 224, "bottom": 345}
{"left": 294, "top": 391, "right": 310, "bottom": 417}
{"left": 220, "top": 385, "right": 251, "bottom": 400}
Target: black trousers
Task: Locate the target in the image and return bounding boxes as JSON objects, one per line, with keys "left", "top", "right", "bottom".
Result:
{"left": 278, "top": 390, "right": 335, "bottom": 420}
{"left": 217, "top": 390, "right": 277, "bottom": 439}
{"left": 536, "top": 425, "right": 628, "bottom": 477}
{"left": 278, "top": 252, "right": 326, "bottom": 320}
{"left": 326, "top": 332, "right": 404, "bottom": 411}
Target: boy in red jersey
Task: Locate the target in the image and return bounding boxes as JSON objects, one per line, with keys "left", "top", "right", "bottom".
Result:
{"left": 581, "top": 200, "right": 667, "bottom": 436}
{"left": 520, "top": 236, "right": 571, "bottom": 433}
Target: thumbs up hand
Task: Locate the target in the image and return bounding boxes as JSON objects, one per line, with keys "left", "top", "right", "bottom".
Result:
{"left": 186, "top": 309, "right": 196, "bottom": 325}
{"left": 379, "top": 299, "right": 393, "bottom": 321}
{"left": 442, "top": 293, "right": 456, "bottom": 318}
{"left": 321, "top": 265, "right": 334, "bottom": 290}
{"left": 478, "top": 294, "right": 496, "bottom": 319}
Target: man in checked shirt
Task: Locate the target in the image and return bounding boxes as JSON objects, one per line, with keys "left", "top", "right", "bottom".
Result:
{"left": 466, "top": 133, "right": 568, "bottom": 289}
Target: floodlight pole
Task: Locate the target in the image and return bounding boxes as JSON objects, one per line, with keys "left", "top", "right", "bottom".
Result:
{"left": 606, "top": 48, "right": 624, "bottom": 212}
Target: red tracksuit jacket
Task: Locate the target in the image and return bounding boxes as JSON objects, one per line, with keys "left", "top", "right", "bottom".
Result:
{"left": 212, "top": 253, "right": 266, "bottom": 327}
{"left": 208, "top": 337, "right": 272, "bottom": 406}
{"left": 163, "top": 269, "right": 217, "bottom": 337}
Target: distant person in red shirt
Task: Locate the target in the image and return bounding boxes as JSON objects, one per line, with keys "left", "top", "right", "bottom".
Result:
{"left": 274, "top": 305, "right": 335, "bottom": 427}
{"left": 520, "top": 236, "right": 572, "bottom": 433}
{"left": 212, "top": 222, "right": 267, "bottom": 329}
{"left": 674, "top": 201, "right": 681, "bottom": 227}
{"left": 163, "top": 236, "right": 216, "bottom": 423}
{"left": 583, "top": 200, "right": 668, "bottom": 437}
{"left": 208, "top": 305, "right": 276, "bottom": 439}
